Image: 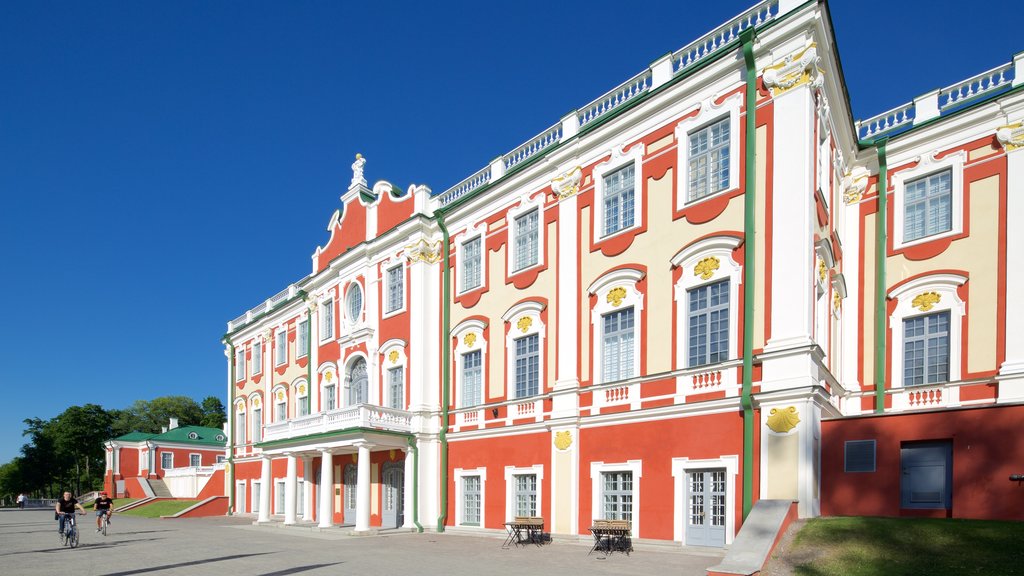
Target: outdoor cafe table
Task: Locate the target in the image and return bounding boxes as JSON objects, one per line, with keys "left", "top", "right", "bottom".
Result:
{"left": 502, "top": 517, "right": 545, "bottom": 548}
{"left": 588, "top": 521, "right": 633, "bottom": 556}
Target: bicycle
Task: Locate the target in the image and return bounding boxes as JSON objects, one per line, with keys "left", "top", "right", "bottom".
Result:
{"left": 99, "top": 511, "right": 111, "bottom": 536}
{"left": 58, "top": 512, "right": 82, "bottom": 548}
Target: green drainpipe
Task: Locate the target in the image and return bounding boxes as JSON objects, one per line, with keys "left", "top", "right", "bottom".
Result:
{"left": 740, "top": 28, "right": 757, "bottom": 521}
{"left": 225, "top": 340, "right": 235, "bottom": 515}
{"left": 436, "top": 213, "right": 452, "bottom": 532}
{"left": 874, "top": 141, "right": 888, "bottom": 413}
{"left": 409, "top": 437, "right": 423, "bottom": 532}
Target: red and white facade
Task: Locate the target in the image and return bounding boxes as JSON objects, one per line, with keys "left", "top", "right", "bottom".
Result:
{"left": 224, "top": 0, "right": 1024, "bottom": 545}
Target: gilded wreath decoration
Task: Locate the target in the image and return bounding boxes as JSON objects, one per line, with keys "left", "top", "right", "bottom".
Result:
{"left": 389, "top": 350, "right": 400, "bottom": 364}
{"left": 606, "top": 287, "right": 627, "bottom": 307}
{"left": 694, "top": 256, "right": 720, "bottom": 280}
{"left": 818, "top": 258, "right": 827, "bottom": 283}
{"left": 912, "top": 292, "right": 941, "bottom": 312}
{"left": 276, "top": 391, "right": 283, "bottom": 402}
{"left": 554, "top": 431, "right": 573, "bottom": 451}
{"left": 253, "top": 397, "right": 261, "bottom": 407}
{"left": 517, "top": 316, "right": 533, "bottom": 333}
{"left": 464, "top": 333, "right": 477, "bottom": 348}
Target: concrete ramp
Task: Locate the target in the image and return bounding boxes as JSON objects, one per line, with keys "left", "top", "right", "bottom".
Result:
{"left": 707, "top": 500, "right": 797, "bottom": 576}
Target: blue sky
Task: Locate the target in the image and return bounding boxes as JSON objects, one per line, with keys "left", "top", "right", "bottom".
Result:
{"left": 0, "top": 0, "right": 1018, "bottom": 463}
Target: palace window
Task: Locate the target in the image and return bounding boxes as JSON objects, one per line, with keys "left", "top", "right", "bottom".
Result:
{"left": 347, "top": 357, "right": 369, "bottom": 406}
{"left": 235, "top": 406, "right": 246, "bottom": 445}
{"left": 688, "top": 118, "right": 731, "bottom": 202}
{"left": 589, "top": 269, "right": 644, "bottom": 385}
{"left": 675, "top": 93, "right": 741, "bottom": 209}
{"left": 275, "top": 330, "right": 287, "bottom": 366}
{"left": 323, "top": 382, "right": 336, "bottom": 411}
{"left": 504, "top": 464, "right": 543, "bottom": 522}
{"left": 687, "top": 280, "right": 730, "bottom": 367}
{"left": 602, "top": 164, "right": 635, "bottom": 236}
{"left": 189, "top": 454, "right": 201, "bottom": 467}
{"left": 514, "top": 334, "right": 540, "bottom": 398}
{"left": 513, "top": 209, "right": 539, "bottom": 272}
{"left": 319, "top": 297, "right": 334, "bottom": 341}
{"left": 453, "top": 320, "right": 488, "bottom": 409}
{"left": 514, "top": 474, "right": 537, "bottom": 517}
{"left": 387, "top": 366, "right": 404, "bottom": 410}
{"left": 346, "top": 283, "right": 363, "bottom": 325}
{"left": 903, "top": 170, "right": 952, "bottom": 243}
{"left": 235, "top": 348, "right": 246, "bottom": 381}
{"left": 461, "top": 236, "right": 483, "bottom": 292}
{"left": 903, "top": 311, "right": 950, "bottom": 386}
{"left": 251, "top": 406, "right": 262, "bottom": 442}
{"left": 385, "top": 265, "right": 404, "bottom": 314}
{"left": 252, "top": 341, "right": 262, "bottom": 375}
{"left": 602, "top": 308, "right": 636, "bottom": 382}
{"left": 161, "top": 453, "right": 173, "bottom": 470}
{"left": 602, "top": 471, "right": 633, "bottom": 521}
{"left": 672, "top": 236, "right": 742, "bottom": 372}
{"left": 295, "top": 383, "right": 310, "bottom": 417}
{"left": 463, "top": 475, "right": 481, "bottom": 525}
{"left": 462, "top": 350, "right": 482, "bottom": 407}
{"left": 297, "top": 320, "right": 309, "bottom": 358}
{"left": 274, "top": 393, "right": 286, "bottom": 421}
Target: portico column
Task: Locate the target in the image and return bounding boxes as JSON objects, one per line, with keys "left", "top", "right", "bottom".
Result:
{"left": 284, "top": 453, "right": 298, "bottom": 525}
{"left": 258, "top": 455, "right": 272, "bottom": 523}
{"left": 317, "top": 449, "right": 334, "bottom": 528}
{"left": 402, "top": 447, "right": 415, "bottom": 529}
{"left": 355, "top": 442, "right": 372, "bottom": 532}
{"left": 302, "top": 457, "right": 314, "bottom": 522}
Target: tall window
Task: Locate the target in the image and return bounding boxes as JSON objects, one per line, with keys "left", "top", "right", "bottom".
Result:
{"left": 297, "top": 393, "right": 310, "bottom": 417}
{"left": 275, "top": 330, "right": 287, "bottom": 366}
{"left": 514, "top": 334, "right": 540, "bottom": 398}
{"left": 602, "top": 308, "right": 635, "bottom": 382}
{"left": 252, "top": 481, "right": 261, "bottom": 513}
{"left": 688, "top": 117, "right": 731, "bottom": 202}
{"left": 235, "top": 410, "right": 246, "bottom": 444}
{"left": 189, "top": 454, "right": 201, "bottom": 467}
{"left": 462, "top": 237, "right": 482, "bottom": 291}
{"left": 514, "top": 474, "right": 537, "bottom": 517}
{"left": 386, "top": 266, "right": 403, "bottom": 313}
{"left": 297, "top": 320, "right": 309, "bottom": 358}
{"left": 463, "top": 476, "right": 481, "bottom": 525}
{"left": 387, "top": 367, "right": 404, "bottom": 409}
{"left": 462, "top": 350, "right": 482, "bottom": 407}
{"left": 688, "top": 280, "right": 730, "bottom": 366}
{"left": 252, "top": 342, "right": 262, "bottom": 375}
{"left": 235, "top": 349, "right": 246, "bottom": 381}
{"left": 347, "top": 358, "right": 368, "bottom": 405}
{"left": 324, "top": 383, "right": 336, "bottom": 411}
{"left": 904, "top": 170, "right": 952, "bottom": 242}
{"left": 513, "top": 209, "right": 539, "bottom": 272}
{"left": 275, "top": 397, "right": 286, "bottom": 421}
{"left": 903, "top": 311, "right": 950, "bottom": 386}
{"left": 346, "top": 284, "right": 363, "bottom": 325}
{"left": 602, "top": 471, "right": 633, "bottom": 521}
{"left": 251, "top": 407, "right": 262, "bottom": 442}
{"left": 161, "top": 453, "right": 173, "bottom": 470}
{"left": 320, "top": 298, "right": 334, "bottom": 341}
{"left": 275, "top": 481, "right": 285, "bottom": 515}
{"left": 602, "top": 164, "right": 635, "bottom": 236}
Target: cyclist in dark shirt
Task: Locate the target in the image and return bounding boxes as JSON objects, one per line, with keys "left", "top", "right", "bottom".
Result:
{"left": 93, "top": 492, "right": 114, "bottom": 532}
{"left": 55, "top": 491, "right": 85, "bottom": 535}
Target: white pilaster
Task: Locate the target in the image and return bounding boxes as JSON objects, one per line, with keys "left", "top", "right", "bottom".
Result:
{"left": 258, "top": 456, "right": 272, "bottom": 523}
{"left": 402, "top": 447, "right": 415, "bottom": 529}
{"left": 354, "top": 443, "right": 372, "bottom": 532}
{"left": 999, "top": 143, "right": 1024, "bottom": 400}
{"left": 318, "top": 449, "right": 334, "bottom": 528}
{"left": 284, "top": 454, "right": 298, "bottom": 525}
{"left": 553, "top": 193, "right": 581, "bottom": 417}
{"left": 408, "top": 243, "right": 441, "bottom": 413}
{"left": 302, "top": 457, "right": 314, "bottom": 522}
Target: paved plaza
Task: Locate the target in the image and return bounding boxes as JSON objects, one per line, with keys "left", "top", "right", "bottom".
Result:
{"left": 0, "top": 509, "right": 722, "bottom": 576}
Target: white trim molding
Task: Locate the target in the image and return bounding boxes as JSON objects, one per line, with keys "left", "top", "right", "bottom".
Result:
{"left": 504, "top": 464, "right": 544, "bottom": 522}
{"left": 589, "top": 459, "right": 642, "bottom": 538}
{"left": 506, "top": 192, "right": 546, "bottom": 276}
{"left": 502, "top": 301, "right": 547, "bottom": 403}
{"left": 592, "top": 143, "right": 644, "bottom": 240}
{"left": 891, "top": 150, "right": 966, "bottom": 251}
{"left": 671, "top": 455, "right": 738, "bottom": 545}
{"left": 674, "top": 92, "right": 742, "bottom": 210}
{"left": 454, "top": 466, "right": 488, "bottom": 528}
{"left": 455, "top": 222, "right": 487, "bottom": 295}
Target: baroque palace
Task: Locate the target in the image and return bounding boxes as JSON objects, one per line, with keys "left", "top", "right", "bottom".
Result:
{"left": 218, "top": 0, "right": 1024, "bottom": 548}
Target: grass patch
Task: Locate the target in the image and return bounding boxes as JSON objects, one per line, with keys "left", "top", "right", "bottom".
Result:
{"left": 111, "top": 498, "right": 140, "bottom": 510}
{"left": 787, "top": 517, "right": 1024, "bottom": 576}
{"left": 117, "top": 500, "right": 199, "bottom": 518}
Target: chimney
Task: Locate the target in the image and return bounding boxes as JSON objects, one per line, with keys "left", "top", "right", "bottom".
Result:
{"left": 169, "top": 417, "right": 179, "bottom": 430}
{"left": 161, "top": 426, "right": 167, "bottom": 433}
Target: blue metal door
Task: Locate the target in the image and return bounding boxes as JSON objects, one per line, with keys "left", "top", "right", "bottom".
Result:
{"left": 900, "top": 442, "right": 952, "bottom": 509}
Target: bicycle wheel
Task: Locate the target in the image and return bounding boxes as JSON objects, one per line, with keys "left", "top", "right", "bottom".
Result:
{"left": 102, "top": 517, "right": 107, "bottom": 537}
{"left": 69, "top": 526, "right": 79, "bottom": 548}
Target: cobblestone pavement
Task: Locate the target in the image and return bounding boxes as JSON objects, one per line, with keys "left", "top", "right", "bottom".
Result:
{"left": 0, "top": 509, "right": 723, "bottom": 576}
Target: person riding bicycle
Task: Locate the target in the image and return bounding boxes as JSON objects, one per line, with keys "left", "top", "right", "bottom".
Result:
{"left": 55, "top": 491, "right": 85, "bottom": 535}
{"left": 93, "top": 491, "right": 114, "bottom": 532}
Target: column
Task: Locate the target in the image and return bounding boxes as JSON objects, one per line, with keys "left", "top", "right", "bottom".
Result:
{"left": 284, "top": 453, "right": 298, "bottom": 525}
{"left": 354, "top": 442, "right": 372, "bottom": 532}
{"left": 999, "top": 137, "right": 1024, "bottom": 400}
{"left": 258, "top": 455, "right": 272, "bottom": 523}
{"left": 302, "top": 457, "right": 314, "bottom": 522}
{"left": 402, "top": 447, "right": 415, "bottom": 529}
{"left": 317, "top": 449, "right": 334, "bottom": 528}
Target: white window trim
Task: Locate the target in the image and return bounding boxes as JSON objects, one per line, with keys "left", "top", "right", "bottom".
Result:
{"left": 588, "top": 268, "right": 645, "bottom": 388}
{"left": 161, "top": 452, "right": 174, "bottom": 470}
{"left": 234, "top": 401, "right": 246, "bottom": 445}
{"left": 589, "top": 460, "right": 642, "bottom": 538}
{"left": 671, "top": 455, "right": 738, "bottom": 545}
{"left": 453, "top": 320, "right": 488, "bottom": 410}
{"left": 271, "top": 385, "right": 288, "bottom": 422}
{"left": 892, "top": 151, "right": 965, "bottom": 250}
{"left": 593, "top": 143, "right": 644, "bottom": 240}
{"left": 236, "top": 481, "right": 247, "bottom": 513}
{"left": 274, "top": 327, "right": 288, "bottom": 367}
{"left": 379, "top": 339, "right": 408, "bottom": 410}
{"left": 506, "top": 193, "right": 546, "bottom": 275}
{"left": 252, "top": 339, "right": 263, "bottom": 376}
{"left": 454, "top": 467, "right": 488, "bottom": 528}
{"left": 675, "top": 92, "right": 742, "bottom": 210}
{"left": 293, "top": 378, "right": 310, "bottom": 416}
{"left": 504, "top": 464, "right": 544, "bottom": 521}
{"left": 888, "top": 273, "right": 967, "bottom": 408}
{"left": 318, "top": 295, "right": 335, "bottom": 343}
{"left": 235, "top": 348, "right": 246, "bottom": 381}
{"left": 343, "top": 352, "right": 375, "bottom": 406}
{"left": 344, "top": 281, "right": 365, "bottom": 327}
{"left": 297, "top": 315, "right": 310, "bottom": 358}
{"left": 189, "top": 453, "right": 202, "bottom": 468}
{"left": 274, "top": 478, "right": 286, "bottom": 516}
{"left": 247, "top": 393, "right": 262, "bottom": 444}
{"left": 671, "top": 236, "right": 742, "bottom": 394}
{"left": 252, "top": 480, "right": 261, "bottom": 513}
{"left": 382, "top": 260, "right": 406, "bottom": 318}
{"left": 456, "top": 223, "right": 487, "bottom": 295}
{"left": 502, "top": 301, "right": 546, "bottom": 400}
{"left": 318, "top": 363, "right": 339, "bottom": 412}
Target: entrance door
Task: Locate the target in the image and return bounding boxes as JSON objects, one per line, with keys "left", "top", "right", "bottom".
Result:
{"left": 685, "top": 469, "right": 726, "bottom": 547}
{"left": 382, "top": 463, "right": 404, "bottom": 529}
{"left": 343, "top": 464, "right": 357, "bottom": 525}
{"left": 901, "top": 441, "right": 952, "bottom": 509}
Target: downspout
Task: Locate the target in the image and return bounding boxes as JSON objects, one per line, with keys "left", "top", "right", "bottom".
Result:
{"left": 873, "top": 141, "right": 888, "bottom": 413}
{"left": 436, "top": 213, "right": 451, "bottom": 532}
{"left": 409, "top": 437, "right": 423, "bottom": 532}
{"left": 740, "top": 28, "right": 757, "bottom": 521}
{"left": 225, "top": 340, "right": 235, "bottom": 515}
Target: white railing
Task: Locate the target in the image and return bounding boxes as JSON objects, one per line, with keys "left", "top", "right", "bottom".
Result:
{"left": 503, "top": 123, "right": 562, "bottom": 171}
{"left": 227, "top": 283, "right": 302, "bottom": 332}
{"left": 262, "top": 404, "right": 413, "bottom": 442}
{"left": 674, "top": 0, "right": 779, "bottom": 74}
{"left": 856, "top": 102, "right": 916, "bottom": 140}
{"left": 513, "top": 399, "right": 537, "bottom": 419}
{"left": 577, "top": 70, "right": 653, "bottom": 128}
{"left": 679, "top": 360, "right": 741, "bottom": 397}
{"left": 893, "top": 384, "right": 960, "bottom": 412}
{"left": 435, "top": 165, "right": 492, "bottom": 207}
{"left": 939, "top": 62, "right": 1015, "bottom": 111}
{"left": 455, "top": 408, "right": 484, "bottom": 430}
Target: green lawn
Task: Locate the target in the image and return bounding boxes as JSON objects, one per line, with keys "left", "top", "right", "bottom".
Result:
{"left": 111, "top": 498, "right": 140, "bottom": 510}
{"left": 117, "top": 499, "right": 199, "bottom": 518}
{"left": 782, "top": 517, "right": 1024, "bottom": 576}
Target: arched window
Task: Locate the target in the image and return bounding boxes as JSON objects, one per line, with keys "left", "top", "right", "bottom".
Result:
{"left": 347, "top": 357, "right": 369, "bottom": 406}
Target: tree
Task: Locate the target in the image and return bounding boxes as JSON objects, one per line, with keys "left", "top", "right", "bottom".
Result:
{"left": 113, "top": 396, "right": 203, "bottom": 434}
{"left": 49, "top": 404, "right": 113, "bottom": 494}
{"left": 200, "top": 396, "right": 226, "bottom": 429}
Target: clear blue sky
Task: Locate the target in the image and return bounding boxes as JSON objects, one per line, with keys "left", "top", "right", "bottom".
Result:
{"left": 0, "top": 0, "right": 1018, "bottom": 463}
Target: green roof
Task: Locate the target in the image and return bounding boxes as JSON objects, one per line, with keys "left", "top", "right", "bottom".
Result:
{"left": 152, "top": 425, "right": 227, "bottom": 446}
{"left": 113, "top": 432, "right": 157, "bottom": 442}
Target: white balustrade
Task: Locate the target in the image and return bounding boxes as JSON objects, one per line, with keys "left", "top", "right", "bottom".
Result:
{"left": 939, "top": 62, "right": 1015, "bottom": 111}
{"left": 435, "top": 165, "right": 492, "bottom": 207}
{"left": 261, "top": 404, "right": 413, "bottom": 442}
{"left": 502, "top": 123, "right": 562, "bottom": 170}
{"left": 674, "top": 0, "right": 779, "bottom": 73}
{"left": 895, "top": 383, "right": 960, "bottom": 412}
{"left": 513, "top": 400, "right": 536, "bottom": 418}
{"left": 856, "top": 102, "right": 916, "bottom": 140}
{"left": 577, "top": 70, "right": 652, "bottom": 128}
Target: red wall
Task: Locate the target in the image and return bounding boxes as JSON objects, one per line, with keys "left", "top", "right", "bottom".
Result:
{"left": 197, "top": 469, "right": 226, "bottom": 499}
{"left": 177, "top": 496, "right": 229, "bottom": 517}
{"left": 153, "top": 446, "right": 223, "bottom": 476}
{"left": 822, "top": 404, "right": 1024, "bottom": 520}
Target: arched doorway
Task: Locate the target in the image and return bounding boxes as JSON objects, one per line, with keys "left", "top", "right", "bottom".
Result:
{"left": 347, "top": 358, "right": 368, "bottom": 406}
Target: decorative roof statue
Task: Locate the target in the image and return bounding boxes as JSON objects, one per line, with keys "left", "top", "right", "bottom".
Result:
{"left": 351, "top": 153, "right": 367, "bottom": 189}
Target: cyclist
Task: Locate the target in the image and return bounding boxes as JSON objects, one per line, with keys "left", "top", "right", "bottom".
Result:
{"left": 93, "top": 491, "right": 114, "bottom": 532}
{"left": 55, "top": 491, "right": 86, "bottom": 536}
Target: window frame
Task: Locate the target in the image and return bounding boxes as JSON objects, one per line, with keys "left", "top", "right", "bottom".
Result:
{"left": 345, "top": 282, "right": 364, "bottom": 326}
{"left": 503, "top": 301, "right": 546, "bottom": 400}
{"left": 457, "top": 226, "right": 486, "bottom": 294}
{"left": 252, "top": 340, "right": 262, "bottom": 376}
{"left": 685, "top": 279, "right": 732, "bottom": 367}
{"left": 297, "top": 318, "right": 310, "bottom": 358}
{"left": 272, "top": 385, "right": 287, "bottom": 422}
{"left": 590, "top": 460, "right": 641, "bottom": 537}
{"left": 160, "top": 452, "right": 173, "bottom": 470}
{"left": 294, "top": 380, "right": 310, "bottom": 417}
{"left": 319, "top": 296, "right": 334, "bottom": 342}
{"left": 506, "top": 194, "right": 546, "bottom": 276}
{"left": 588, "top": 268, "right": 645, "bottom": 386}
{"left": 592, "top": 143, "right": 643, "bottom": 240}
{"left": 672, "top": 236, "right": 742, "bottom": 374}
{"left": 675, "top": 93, "right": 742, "bottom": 210}
{"left": 275, "top": 328, "right": 287, "bottom": 367}
{"left": 384, "top": 263, "right": 405, "bottom": 316}
{"left": 504, "top": 464, "right": 543, "bottom": 522}
{"left": 189, "top": 453, "right": 202, "bottom": 468}
{"left": 454, "top": 467, "right": 487, "bottom": 528}
{"left": 891, "top": 151, "right": 965, "bottom": 251}
{"left": 318, "top": 364, "right": 339, "bottom": 413}
{"left": 379, "top": 340, "right": 407, "bottom": 410}
{"left": 453, "top": 319, "right": 488, "bottom": 409}
{"left": 235, "top": 348, "right": 246, "bottom": 382}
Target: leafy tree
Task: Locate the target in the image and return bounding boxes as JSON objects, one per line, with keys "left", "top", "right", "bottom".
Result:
{"left": 49, "top": 404, "right": 113, "bottom": 493}
{"left": 114, "top": 396, "right": 203, "bottom": 434}
{"left": 200, "top": 396, "right": 226, "bottom": 429}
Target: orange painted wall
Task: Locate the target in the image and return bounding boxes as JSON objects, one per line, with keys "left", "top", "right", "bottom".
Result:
{"left": 197, "top": 469, "right": 226, "bottom": 499}
{"left": 821, "top": 404, "right": 1024, "bottom": 520}
{"left": 177, "top": 496, "right": 229, "bottom": 517}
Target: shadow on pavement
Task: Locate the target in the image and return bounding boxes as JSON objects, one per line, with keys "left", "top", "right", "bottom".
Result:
{"left": 98, "top": 552, "right": 273, "bottom": 576}
{"left": 257, "top": 563, "right": 343, "bottom": 576}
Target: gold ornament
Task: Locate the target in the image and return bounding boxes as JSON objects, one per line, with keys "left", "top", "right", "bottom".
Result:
{"left": 912, "top": 292, "right": 941, "bottom": 312}
{"left": 464, "top": 333, "right": 477, "bottom": 348}
{"left": 818, "top": 259, "right": 827, "bottom": 283}
{"left": 554, "top": 431, "right": 573, "bottom": 451}
{"left": 298, "top": 384, "right": 306, "bottom": 395}
{"left": 695, "top": 256, "right": 720, "bottom": 280}
{"left": 276, "top": 391, "right": 284, "bottom": 401}
{"left": 517, "top": 316, "right": 533, "bottom": 333}
{"left": 833, "top": 291, "right": 842, "bottom": 311}
{"left": 606, "top": 287, "right": 627, "bottom": 307}
{"left": 324, "top": 370, "right": 334, "bottom": 383}
{"left": 253, "top": 397, "right": 261, "bottom": 407}
{"left": 389, "top": 350, "right": 400, "bottom": 364}
{"left": 766, "top": 406, "right": 800, "bottom": 433}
